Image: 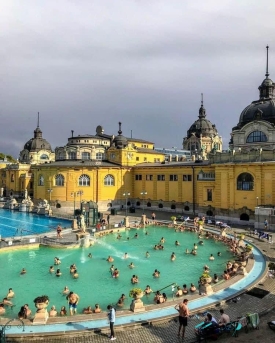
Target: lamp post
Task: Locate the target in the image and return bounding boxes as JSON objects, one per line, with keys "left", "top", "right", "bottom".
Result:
{"left": 256, "top": 197, "right": 259, "bottom": 229}
{"left": 47, "top": 188, "right": 53, "bottom": 203}
{"left": 123, "top": 192, "right": 130, "bottom": 217}
{"left": 140, "top": 191, "right": 147, "bottom": 214}
{"left": 71, "top": 192, "right": 78, "bottom": 219}
{"left": 78, "top": 190, "right": 84, "bottom": 208}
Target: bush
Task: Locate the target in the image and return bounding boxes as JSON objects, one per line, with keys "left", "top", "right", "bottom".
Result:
{"left": 129, "top": 288, "right": 143, "bottom": 298}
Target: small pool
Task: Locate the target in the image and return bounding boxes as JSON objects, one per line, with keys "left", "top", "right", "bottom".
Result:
{"left": 0, "top": 209, "right": 71, "bottom": 238}
{"left": 0, "top": 226, "right": 233, "bottom": 318}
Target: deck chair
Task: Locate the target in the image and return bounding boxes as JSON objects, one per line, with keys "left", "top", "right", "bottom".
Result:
{"left": 247, "top": 313, "right": 260, "bottom": 329}
{"left": 232, "top": 322, "right": 242, "bottom": 337}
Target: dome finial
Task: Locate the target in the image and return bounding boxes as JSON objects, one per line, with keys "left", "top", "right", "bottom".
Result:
{"left": 118, "top": 122, "right": 122, "bottom": 135}
{"left": 199, "top": 93, "right": 206, "bottom": 118}
{"left": 265, "top": 45, "right": 269, "bottom": 78}
{"left": 37, "top": 112, "right": 40, "bottom": 128}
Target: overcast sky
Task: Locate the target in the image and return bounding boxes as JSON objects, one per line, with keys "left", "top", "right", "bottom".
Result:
{"left": 1, "top": 0, "right": 275, "bottom": 158}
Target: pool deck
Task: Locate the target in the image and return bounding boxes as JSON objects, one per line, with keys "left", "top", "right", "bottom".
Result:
{"left": 1, "top": 210, "right": 275, "bottom": 342}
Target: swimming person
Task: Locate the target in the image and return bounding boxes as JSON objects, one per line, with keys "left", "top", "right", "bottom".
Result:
{"left": 88, "top": 253, "right": 92, "bottom": 258}
{"left": 6, "top": 288, "right": 14, "bottom": 298}
{"left": 124, "top": 253, "right": 128, "bottom": 259}
{"left": 152, "top": 269, "right": 160, "bottom": 278}
{"left": 20, "top": 268, "right": 27, "bottom": 275}
{"left": 73, "top": 270, "right": 79, "bottom": 279}
{"left": 107, "top": 256, "right": 114, "bottom": 262}
{"left": 145, "top": 251, "right": 150, "bottom": 258}
{"left": 112, "top": 268, "right": 119, "bottom": 278}
{"left": 131, "top": 275, "right": 139, "bottom": 284}
{"left": 171, "top": 252, "right": 176, "bottom": 261}
{"left": 62, "top": 286, "right": 70, "bottom": 294}
{"left": 128, "top": 262, "right": 135, "bottom": 269}
{"left": 175, "top": 240, "right": 180, "bottom": 246}
{"left": 209, "top": 254, "right": 215, "bottom": 260}
{"left": 56, "top": 269, "right": 62, "bottom": 277}
{"left": 144, "top": 285, "right": 153, "bottom": 295}
{"left": 49, "top": 266, "right": 55, "bottom": 273}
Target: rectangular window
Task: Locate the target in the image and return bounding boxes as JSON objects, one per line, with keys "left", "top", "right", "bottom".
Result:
{"left": 154, "top": 158, "right": 160, "bottom": 163}
{"left": 135, "top": 175, "right": 142, "bottom": 181}
{"left": 183, "top": 175, "right": 192, "bottom": 181}
{"left": 136, "top": 157, "right": 139, "bottom": 161}
{"left": 146, "top": 175, "right": 153, "bottom": 181}
{"left": 169, "top": 175, "right": 178, "bottom": 181}
{"left": 144, "top": 157, "right": 147, "bottom": 161}
{"left": 157, "top": 175, "right": 165, "bottom": 181}
{"left": 207, "top": 189, "right": 212, "bottom": 201}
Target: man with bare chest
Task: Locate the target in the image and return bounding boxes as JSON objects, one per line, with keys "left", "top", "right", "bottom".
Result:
{"left": 66, "top": 291, "right": 80, "bottom": 315}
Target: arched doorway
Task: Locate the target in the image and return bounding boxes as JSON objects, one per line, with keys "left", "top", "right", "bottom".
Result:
{"left": 206, "top": 210, "right": 213, "bottom": 216}
{"left": 240, "top": 213, "right": 249, "bottom": 221}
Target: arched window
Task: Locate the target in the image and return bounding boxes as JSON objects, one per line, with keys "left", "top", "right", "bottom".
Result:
{"left": 55, "top": 174, "right": 65, "bottom": 186}
{"left": 246, "top": 131, "right": 267, "bottom": 143}
{"left": 82, "top": 152, "right": 90, "bottom": 160}
{"left": 104, "top": 175, "right": 115, "bottom": 186}
{"left": 68, "top": 151, "right": 76, "bottom": 160}
{"left": 58, "top": 152, "right": 65, "bottom": 160}
{"left": 237, "top": 173, "right": 254, "bottom": 191}
{"left": 96, "top": 152, "right": 104, "bottom": 160}
{"left": 40, "top": 154, "right": 49, "bottom": 160}
{"left": 79, "top": 174, "right": 90, "bottom": 186}
{"left": 38, "top": 175, "right": 44, "bottom": 186}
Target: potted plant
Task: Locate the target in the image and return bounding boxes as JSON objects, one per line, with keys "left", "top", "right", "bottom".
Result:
{"left": 33, "top": 295, "right": 50, "bottom": 313}
{"left": 129, "top": 287, "right": 143, "bottom": 299}
{"left": 200, "top": 272, "right": 212, "bottom": 284}
{"left": 171, "top": 216, "right": 177, "bottom": 224}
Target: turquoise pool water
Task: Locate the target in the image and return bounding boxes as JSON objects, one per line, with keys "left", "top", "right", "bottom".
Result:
{"left": 0, "top": 209, "right": 71, "bottom": 237}
{"left": 0, "top": 226, "right": 233, "bottom": 318}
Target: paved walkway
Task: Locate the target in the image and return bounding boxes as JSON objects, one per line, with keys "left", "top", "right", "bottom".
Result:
{"left": 5, "top": 210, "right": 275, "bottom": 342}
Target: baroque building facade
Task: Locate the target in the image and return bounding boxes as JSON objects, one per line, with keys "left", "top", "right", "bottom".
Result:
{"left": 2, "top": 47, "right": 275, "bottom": 224}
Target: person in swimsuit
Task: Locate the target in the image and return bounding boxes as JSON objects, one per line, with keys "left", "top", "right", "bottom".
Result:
{"left": 66, "top": 291, "right": 80, "bottom": 315}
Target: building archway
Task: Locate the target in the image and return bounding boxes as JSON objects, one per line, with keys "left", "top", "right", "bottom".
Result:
{"left": 206, "top": 210, "right": 213, "bottom": 216}
{"left": 240, "top": 213, "right": 249, "bottom": 221}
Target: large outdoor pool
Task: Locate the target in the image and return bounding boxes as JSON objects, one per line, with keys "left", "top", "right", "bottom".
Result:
{"left": 0, "top": 226, "right": 234, "bottom": 318}
{"left": 0, "top": 209, "right": 71, "bottom": 238}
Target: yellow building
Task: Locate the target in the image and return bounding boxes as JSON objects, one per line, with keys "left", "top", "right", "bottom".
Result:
{"left": 2, "top": 47, "right": 275, "bottom": 225}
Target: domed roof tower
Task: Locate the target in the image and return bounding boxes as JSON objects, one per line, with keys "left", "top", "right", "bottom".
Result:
{"left": 233, "top": 45, "right": 275, "bottom": 131}
{"left": 19, "top": 113, "right": 54, "bottom": 164}
{"left": 113, "top": 122, "right": 128, "bottom": 149}
{"left": 183, "top": 95, "right": 222, "bottom": 156}
{"left": 186, "top": 95, "right": 218, "bottom": 139}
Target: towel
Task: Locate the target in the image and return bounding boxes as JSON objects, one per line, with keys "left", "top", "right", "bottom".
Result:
{"left": 248, "top": 313, "right": 259, "bottom": 328}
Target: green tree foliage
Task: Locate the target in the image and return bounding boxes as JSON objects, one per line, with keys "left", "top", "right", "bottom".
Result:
{"left": 0, "top": 153, "right": 16, "bottom": 162}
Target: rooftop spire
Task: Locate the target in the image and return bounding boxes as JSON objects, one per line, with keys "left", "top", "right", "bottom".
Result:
{"left": 199, "top": 93, "right": 206, "bottom": 118}
{"left": 37, "top": 112, "right": 40, "bottom": 128}
{"left": 266, "top": 45, "right": 269, "bottom": 78}
{"left": 118, "top": 122, "right": 122, "bottom": 135}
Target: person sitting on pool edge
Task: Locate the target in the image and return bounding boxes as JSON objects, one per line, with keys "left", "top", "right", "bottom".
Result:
{"left": 60, "top": 306, "right": 67, "bottom": 316}
{"left": 83, "top": 306, "right": 93, "bottom": 314}
{"left": 182, "top": 284, "right": 188, "bottom": 294}
{"left": 190, "top": 283, "right": 196, "bottom": 292}
{"left": 49, "top": 305, "right": 57, "bottom": 317}
{"left": 176, "top": 286, "right": 183, "bottom": 297}
{"left": 94, "top": 304, "right": 101, "bottom": 313}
